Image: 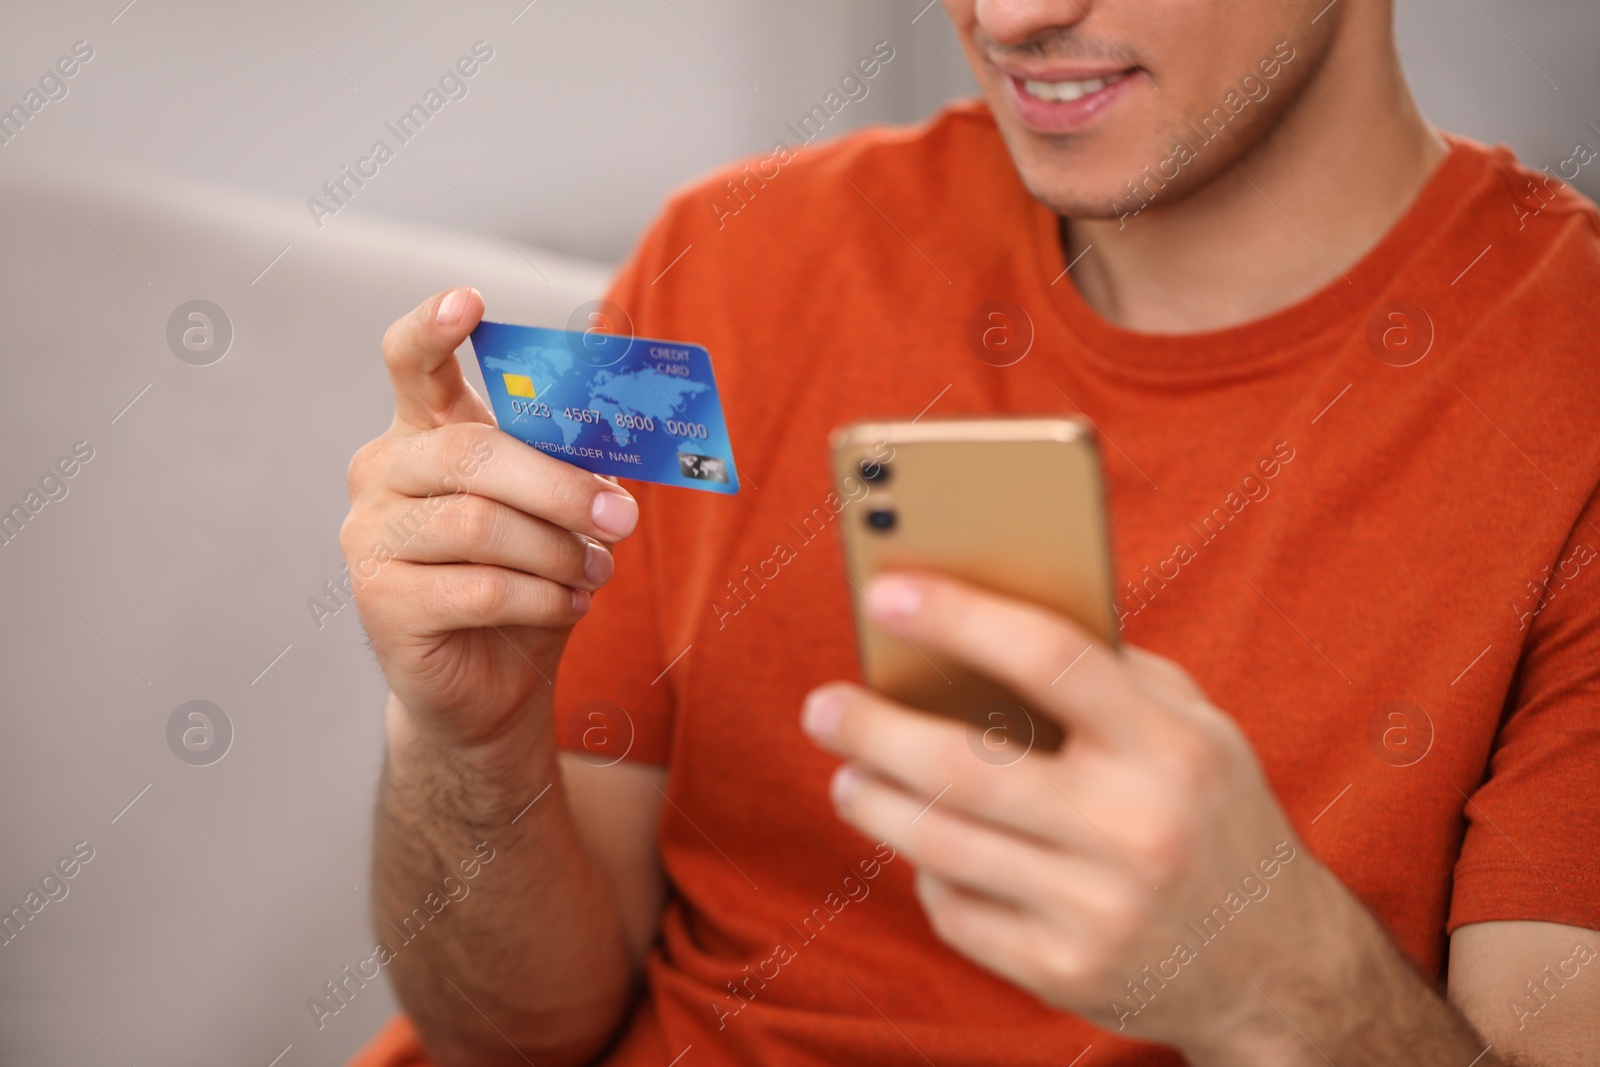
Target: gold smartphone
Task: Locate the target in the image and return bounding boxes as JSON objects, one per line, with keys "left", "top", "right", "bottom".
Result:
{"left": 829, "top": 417, "right": 1117, "bottom": 754}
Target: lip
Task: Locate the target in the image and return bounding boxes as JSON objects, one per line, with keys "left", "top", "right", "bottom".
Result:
{"left": 1001, "top": 69, "right": 1140, "bottom": 135}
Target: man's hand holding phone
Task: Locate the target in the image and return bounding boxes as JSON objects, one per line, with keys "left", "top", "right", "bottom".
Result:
{"left": 801, "top": 573, "right": 1452, "bottom": 1065}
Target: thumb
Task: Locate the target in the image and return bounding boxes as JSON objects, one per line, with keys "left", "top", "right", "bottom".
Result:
{"left": 382, "top": 287, "right": 494, "bottom": 431}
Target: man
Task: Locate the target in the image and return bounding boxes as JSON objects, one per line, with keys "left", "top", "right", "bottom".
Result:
{"left": 344, "top": 0, "right": 1600, "bottom": 1064}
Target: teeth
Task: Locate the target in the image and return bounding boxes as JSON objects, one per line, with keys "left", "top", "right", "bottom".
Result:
{"left": 1023, "top": 71, "right": 1126, "bottom": 103}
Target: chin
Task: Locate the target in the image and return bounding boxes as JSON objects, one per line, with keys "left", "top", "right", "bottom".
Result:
{"left": 973, "top": 74, "right": 1180, "bottom": 221}
{"left": 988, "top": 116, "right": 1182, "bottom": 221}
{"left": 1008, "top": 142, "right": 1148, "bottom": 220}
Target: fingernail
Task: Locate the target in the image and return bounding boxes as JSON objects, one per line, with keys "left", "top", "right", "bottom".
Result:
{"left": 830, "top": 765, "right": 859, "bottom": 807}
{"left": 802, "top": 689, "right": 844, "bottom": 742}
{"left": 866, "top": 575, "right": 922, "bottom": 618}
{"left": 584, "top": 541, "right": 614, "bottom": 586}
{"left": 592, "top": 489, "right": 639, "bottom": 539}
{"left": 435, "top": 288, "right": 467, "bottom": 325}
{"left": 571, "top": 588, "right": 592, "bottom": 618}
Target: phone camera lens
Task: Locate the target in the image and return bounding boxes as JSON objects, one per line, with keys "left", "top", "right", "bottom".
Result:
{"left": 859, "top": 458, "right": 890, "bottom": 484}
{"left": 865, "top": 508, "right": 897, "bottom": 532}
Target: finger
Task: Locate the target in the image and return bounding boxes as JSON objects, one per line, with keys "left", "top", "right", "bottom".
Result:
{"left": 383, "top": 287, "right": 494, "bottom": 431}
{"left": 1122, "top": 645, "right": 1209, "bottom": 709}
{"left": 830, "top": 763, "right": 1098, "bottom": 911}
{"left": 377, "top": 423, "right": 640, "bottom": 543}
{"left": 804, "top": 684, "right": 1087, "bottom": 847}
{"left": 861, "top": 571, "right": 1153, "bottom": 749}
{"left": 378, "top": 561, "right": 590, "bottom": 633}
{"left": 357, "top": 493, "right": 612, "bottom": 591}
{"left": 914, "top": 872, "right": 1079, "bottom": 997}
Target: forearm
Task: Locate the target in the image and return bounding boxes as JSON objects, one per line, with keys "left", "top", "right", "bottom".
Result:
{"left": 374, "top": 693, "right": 638, "bottom": 1067}
{"left": 1190, "top": 864, "right": 1499, "bottom": 1067}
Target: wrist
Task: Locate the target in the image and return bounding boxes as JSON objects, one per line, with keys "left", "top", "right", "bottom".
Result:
{"left": 384, "top": 691, "right": 560, "bottom": 829}
{"left": 1182, "top": 860, "right": 1377, "bottom": 1067}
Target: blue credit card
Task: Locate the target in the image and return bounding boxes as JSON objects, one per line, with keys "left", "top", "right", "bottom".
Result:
{"left": 469, "top": 321, "right": 740, "bottom": 494}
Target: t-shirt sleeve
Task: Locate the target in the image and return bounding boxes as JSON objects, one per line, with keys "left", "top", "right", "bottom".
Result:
{"left": 549, "top": 198, "right": 696, "bottom": 768}
{"left": 1449, "top": 487, "right": 1600, "bottom": 933}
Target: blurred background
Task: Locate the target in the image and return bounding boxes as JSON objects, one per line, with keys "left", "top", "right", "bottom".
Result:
{"left": 0, "top": 1, "right": 1594, "bottom": 1064}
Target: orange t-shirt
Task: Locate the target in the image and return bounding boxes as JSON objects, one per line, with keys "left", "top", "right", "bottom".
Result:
{"left": 353, "top": 101, "right": 1600, "bottom": 1066}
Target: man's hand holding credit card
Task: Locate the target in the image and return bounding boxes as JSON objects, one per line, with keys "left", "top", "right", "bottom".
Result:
{"left": 470, "top": 319, "right": 740, "bottom": 494}
{"left": 342, "top": 287, "right": 666, "bottom": 754}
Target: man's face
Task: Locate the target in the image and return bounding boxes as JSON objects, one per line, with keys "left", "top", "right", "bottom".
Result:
{"left": 943, "top": 0, "right": 1340, "bottom": 218}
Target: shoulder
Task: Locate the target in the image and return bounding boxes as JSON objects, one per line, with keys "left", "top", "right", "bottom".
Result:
{"left": 1431, "top": 136, "right": 1600, "bottom": 496}
{"left": 602, "top": 97, "right": 1021, "bottom": 350}
{"left": 1428, "top": 135, "right": 1600, "bottom": 358}
{"left": 673, "top": 98, "right": 1003, "bottom": 218}
{"left": 1446, "top": 134, "right": 1600, "bottom": 286}
{"left": 627, "top": 99, "right": 1019, "bottom": 270}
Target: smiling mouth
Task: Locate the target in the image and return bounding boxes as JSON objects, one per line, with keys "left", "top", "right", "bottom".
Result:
{"left": 1018, "top": 70, "right": 1134, "bottom": 103}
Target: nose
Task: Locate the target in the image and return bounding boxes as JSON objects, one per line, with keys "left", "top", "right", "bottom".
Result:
{"left": 974, "top": 0, "right": 1093, "bottom": 48}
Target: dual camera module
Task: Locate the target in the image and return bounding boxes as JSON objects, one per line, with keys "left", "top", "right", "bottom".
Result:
{"left": 858, "top": 458, "right": 895, "bottom": 532}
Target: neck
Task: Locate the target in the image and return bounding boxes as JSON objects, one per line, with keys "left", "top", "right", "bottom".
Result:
{"left": 1065, "top": 10, "right": 1449, "bottom": 334}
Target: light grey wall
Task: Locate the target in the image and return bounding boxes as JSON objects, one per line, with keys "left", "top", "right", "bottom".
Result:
{"left": 0, "top": 0, "right": 973, "bottom": 262}
{"left": 0, "top": 2, "right": 1594, "bottom": 1066}
{"left": 1397, "top": 0, "right": 1598, "bottom": 201}
{"left": 0, "top": 164, "right": 611, "bottom": 1067}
